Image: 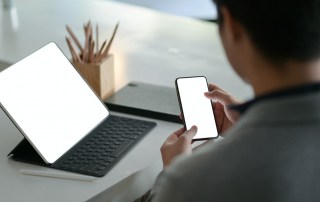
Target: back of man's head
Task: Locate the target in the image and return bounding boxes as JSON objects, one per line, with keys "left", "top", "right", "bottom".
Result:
{"left": 213, "top": 0, "right": 320, "bottom": 64}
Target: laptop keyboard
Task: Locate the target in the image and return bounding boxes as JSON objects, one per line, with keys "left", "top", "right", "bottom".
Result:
{"left": 52, "top": 115, "right": 156, "bottom": 177}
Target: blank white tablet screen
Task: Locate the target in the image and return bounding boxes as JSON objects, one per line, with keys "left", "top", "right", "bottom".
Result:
{"left": 0, "top": 43, "right": 109, "bottom": 164}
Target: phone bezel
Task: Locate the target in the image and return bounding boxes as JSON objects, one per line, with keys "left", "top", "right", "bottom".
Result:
{"left": 175, "top": 76, "right": 219, "bottom": 141}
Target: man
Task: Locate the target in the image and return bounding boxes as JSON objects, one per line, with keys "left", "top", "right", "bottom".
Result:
{"left": 142, "top": 0, "right": 320, "bottom": 201}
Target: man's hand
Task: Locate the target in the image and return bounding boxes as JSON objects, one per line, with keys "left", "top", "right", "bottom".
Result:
{"left": 160, "top": 126, "right": 197, "bottom": 169}
{"left": 204, "top": 84, "right": 242, "bottom": 134}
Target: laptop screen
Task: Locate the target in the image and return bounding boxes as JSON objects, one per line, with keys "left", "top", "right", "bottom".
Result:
{"left": 0, "top": 43, "right": 110, "bottom": 164}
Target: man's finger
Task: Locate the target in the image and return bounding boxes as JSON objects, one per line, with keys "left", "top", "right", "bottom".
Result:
{"left": 182, "top": 125, "right": 198, "bottom": 142}
{"left": 208, "top": 83, "right": 225, "bottom": 92}
{"left": 174, "top": 127, "right": 186, "bottom": 137}
{"left": 204, "top": 90, "right": 235, "bottom": 105}
{"left": 179, "top": 113, "right": 183, "bottom": 120}
{"left": 165, "top": 127, "right": 186, "bottom": 143}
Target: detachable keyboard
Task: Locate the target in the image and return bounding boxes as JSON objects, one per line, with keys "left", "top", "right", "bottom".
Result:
{"left": 52, "top": 115, "right": 156, "bottom": 177}
{"left": 9, "top": 115, "right": 156, "bottom": 177}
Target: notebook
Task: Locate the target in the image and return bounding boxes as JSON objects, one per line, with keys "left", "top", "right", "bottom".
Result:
{"left": 0, "top": 43, "right": 156, "bottom": 176}
{"left": 105, "top": 82, "right": 182, "bottom": 123}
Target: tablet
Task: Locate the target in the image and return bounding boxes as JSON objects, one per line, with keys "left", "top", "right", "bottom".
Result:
{"left": 0, "top": 43, "right": 109, "bottom": 164}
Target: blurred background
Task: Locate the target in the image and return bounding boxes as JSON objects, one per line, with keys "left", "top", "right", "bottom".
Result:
{"left": 108, "top": 0, "right": 217, "bottom": 21}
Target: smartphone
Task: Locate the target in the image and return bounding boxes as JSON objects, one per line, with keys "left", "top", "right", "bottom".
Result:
{"left": 175, "top": 76, "right": 218, "bottom": 140}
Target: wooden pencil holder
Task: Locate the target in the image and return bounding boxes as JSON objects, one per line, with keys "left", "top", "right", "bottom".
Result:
{"left": 72, "top": 54, "right": 115, "bottom": 100}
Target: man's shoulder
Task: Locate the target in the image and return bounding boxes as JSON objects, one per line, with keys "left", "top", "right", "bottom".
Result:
{"left": 161, "top": 125, "right": 320, "bottom": 201}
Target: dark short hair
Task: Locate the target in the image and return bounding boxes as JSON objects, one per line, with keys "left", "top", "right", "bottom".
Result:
{"left": 213, "top": 0, "right": 320, "bottom": 64}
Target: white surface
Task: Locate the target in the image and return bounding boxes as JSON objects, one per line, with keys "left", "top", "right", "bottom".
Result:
{"left": 0, "top": 0, "right": 252, "bottom": 201}
{"left": 0, "top": 43, "right": 109, "bottom": 164}
{"left": 176, "top": 77, "right": 218, "bottom": 139}
{"left": 20, "top": 169, "right": 98, "bottom": 182}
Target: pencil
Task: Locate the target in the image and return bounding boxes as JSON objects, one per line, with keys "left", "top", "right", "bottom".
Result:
{"left": 89, "top": 41, "right": 95, "bottom": 63}
{"left": 20, "top": 169, "right": 97, "bottom": 182}
{"left": 83, "top": 24, "right": 90, "bottom": 62}
{"left": 66, "top": 21, "right": 119, "bottom": 64}
{"left": 96, "top": 24, "right": 99, "bottom": 53}
{"left": 66, "top": 37, "right": 81, "bottom": 62}
{"left": 103, "top": 22, "right": 119, "bottom": 57}
{"left": 66, "top": 25, "right": 83, "bottom": 52}
{"left": 66, "top": 37, "right": 76, "bottom": 62}
{"left": 94, "top": 40, "right": 107, "bottom": 63}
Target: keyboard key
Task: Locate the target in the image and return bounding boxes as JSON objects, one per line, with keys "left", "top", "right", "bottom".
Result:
{"left": 54, "top": 115, "right": 156, "bottom": 177}
{"left": 112, "top": 139, "right": 134, "bottom": 157}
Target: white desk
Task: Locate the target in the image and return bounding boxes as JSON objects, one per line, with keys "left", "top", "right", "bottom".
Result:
{"left": 0, "top": 0, "right": 252, "bottom": 201}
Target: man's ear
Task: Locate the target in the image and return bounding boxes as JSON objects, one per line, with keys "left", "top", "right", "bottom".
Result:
{"left": 219, "top": 6, "right": 244, "bottom": 43}
{"left": 218, "top": 6, "right": 252, "bottom": 83}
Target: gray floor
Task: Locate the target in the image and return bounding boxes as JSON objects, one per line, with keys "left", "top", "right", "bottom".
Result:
{"left": 109, "top": 0, "right": 217, "bottom": 20}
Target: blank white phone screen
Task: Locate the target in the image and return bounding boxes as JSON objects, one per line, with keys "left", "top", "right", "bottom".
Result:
{"left": 177, "top": 77, "right": 218, "bottom": 139}
{"left": 0, "top": 43, "right": 109, "bottom": 164}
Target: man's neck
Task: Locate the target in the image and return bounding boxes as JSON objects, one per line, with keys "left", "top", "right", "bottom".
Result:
{"left": 248, "top": 59, "right": 320, "bottom": 97}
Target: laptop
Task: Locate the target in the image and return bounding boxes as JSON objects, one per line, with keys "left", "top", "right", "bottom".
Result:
{"left": 0, "top": 43, "right": 156, "bottom": 177}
